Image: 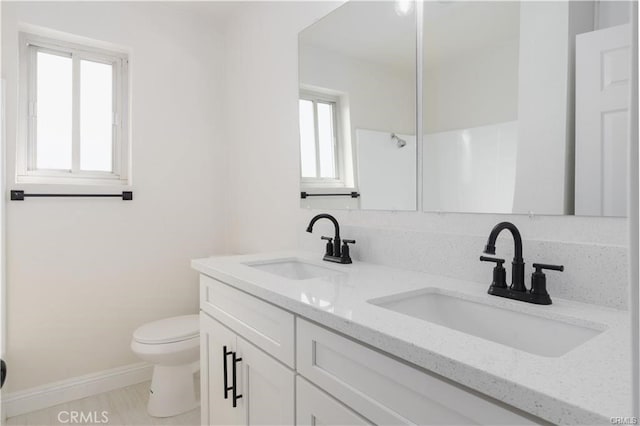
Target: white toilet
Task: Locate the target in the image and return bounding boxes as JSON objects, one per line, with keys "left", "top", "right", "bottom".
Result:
{"left": 131, "top": 314, "right": 200, "bottom": 417}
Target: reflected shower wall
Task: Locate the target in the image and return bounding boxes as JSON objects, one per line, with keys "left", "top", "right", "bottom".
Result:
{"left": 358, "top": 129, "right": 417, "bottom": 211}
{"left": 423, "top": 121, "right": 518, "bottom": 214}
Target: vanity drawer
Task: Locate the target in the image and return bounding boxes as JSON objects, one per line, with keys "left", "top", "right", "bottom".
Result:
{"left": 200, "top": 274, "right": 294, "bottom": 367}
{"left": 296, "top": 376, "right": 371, "bottom": 426}
{"left": 296, "top": 319, "right": 540, "bottom": 425}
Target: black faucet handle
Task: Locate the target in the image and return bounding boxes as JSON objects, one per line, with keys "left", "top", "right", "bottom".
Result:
{"left": 321, "top": 236, "right": 334, "bottom": 257}
{"left": 530, "top": 263, "right": 562, "bottom": 305}
{"left": 479, "top": 256, "right": 505, "bottom": 265}
{"left": 480, "top": 256, "right": 507, "bottom": 289}
{"left": 533, "top": 263, "right": 564, "bottom": 272}
{"left": 340, "top": 239, "right": 355, "bottom": 264}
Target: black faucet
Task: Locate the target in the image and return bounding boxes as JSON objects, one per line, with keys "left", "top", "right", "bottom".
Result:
{"left": 483, "top": 221, "right": 526, "bottom": 292}
{"left": 306, "top": 214, "right": 355, "bottom": 264}
{"left": 480, "top": 221, "right": 563, "bottom": 305}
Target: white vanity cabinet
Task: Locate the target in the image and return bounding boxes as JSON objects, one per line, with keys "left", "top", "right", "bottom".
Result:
{"left": 199, "top": 275, "right": 295, "bottom": 367}
{"left": 200, "top": 275, "right": 295, "bottom": 426}
{"left": 296, "top": 376, "right": 371, "bottom": 425}
{"left": 200, "top": 314, "right": 240, "bottom": 426}
{"left": 296, "top": 319, "right": 540, "bottom": 425}
{"left": 199, "top": 274, "right": 542, "bottom": 426}
{"left": 200, "top": 313, "right": 295, "bottom": 426}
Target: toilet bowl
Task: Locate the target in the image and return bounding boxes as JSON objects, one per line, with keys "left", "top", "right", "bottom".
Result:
{"left": 131, "top": 315, "right": 200, "bottom": 417}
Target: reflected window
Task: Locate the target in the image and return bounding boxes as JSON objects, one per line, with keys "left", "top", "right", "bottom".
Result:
{"left": 299, "top": 90, "right": 341, "bottom": 182}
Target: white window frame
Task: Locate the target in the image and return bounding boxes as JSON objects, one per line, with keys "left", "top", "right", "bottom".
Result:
{"left": 299, "top": 89, "right": 346, "bottom": 188}
{"left": 17, "top": 32, "right": 130, "bottom": 186}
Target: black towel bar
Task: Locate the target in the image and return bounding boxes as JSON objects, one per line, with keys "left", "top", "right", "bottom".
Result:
{"left": 300, "top": 191, "right": 359, "bottom": 199}
{"left": 10, "top": 190, "right": 133, "bottom": 201}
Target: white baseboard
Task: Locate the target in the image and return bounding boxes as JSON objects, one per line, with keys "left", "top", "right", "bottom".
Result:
{"left": 2, "top": 362, "right": 153, "bottom": 418}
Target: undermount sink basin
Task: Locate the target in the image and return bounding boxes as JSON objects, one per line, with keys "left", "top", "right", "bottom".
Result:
{"left": 245, "top": 259, "right": 342, "bottom": 280}
{"left": 369, "top": 289, "right": 604, "bottom": 357}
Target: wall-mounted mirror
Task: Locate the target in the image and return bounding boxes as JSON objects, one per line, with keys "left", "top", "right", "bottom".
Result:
{"left": 422, "top": 1, "right": 631, "bottom": 217}
{"left": 298, "top": 0, "right": 632, "bottom": 217}
{"left": 298, "top": 1, "right": 417, "bottom": 211}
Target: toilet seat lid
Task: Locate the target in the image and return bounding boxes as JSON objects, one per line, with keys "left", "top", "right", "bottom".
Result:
{"left": 133, "top": 314, "right": 199, "bottom": 344}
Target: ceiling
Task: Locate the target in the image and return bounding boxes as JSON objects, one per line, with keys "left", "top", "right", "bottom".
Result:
{"left": 155, "top": 1, "right": 252, "bottom": 27}
{"left": 300, "top": 1, "right": 417, "bottom": 72}
{"left": 299, "top": 1, "right": 521, "bottom": 71}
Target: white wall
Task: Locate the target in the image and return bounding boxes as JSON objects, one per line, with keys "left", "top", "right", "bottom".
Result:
{"left": 512, "top": 1, "right": 572, "bottom": 216}
{"left": 0, "top": 1, "right": 5, "bottom": 368}
{"left": 223, "top": 2, "right": 628, "bottom": 306}
{"left": 512, "top": 1, "right": 595, "bottom": 215}
{"left": 423, "top": 40, "right": 519, "bottom": 134}
{"left": 597, "top": 0, "right": 631, "bottom": 29}
{"left": 1, "top": 2, "right": 228, "bottom": 392}
{"left": 223, "top": 1, "right": 341, "bottom": 254}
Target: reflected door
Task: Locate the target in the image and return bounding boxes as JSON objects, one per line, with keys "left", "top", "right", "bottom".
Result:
{"left": 575, "top": 24, "right": 631, "bottom": 217}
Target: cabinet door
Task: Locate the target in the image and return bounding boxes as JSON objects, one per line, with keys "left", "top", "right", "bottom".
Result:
{"left": 235, "top": 336, "right": 295, "bottom": 426}
{"left": 201, "top": 313, "right": 242, "bottom": 426}
{"left": 296, "top": 376, "right": 371, "bottom": 426}
{"left": 297, "top": 319, "right": 540, "bottom": 425}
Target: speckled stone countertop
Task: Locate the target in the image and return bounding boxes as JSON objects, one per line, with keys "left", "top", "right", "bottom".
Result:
{"left": 192, "top": 251, "right": 631, "bottom": 425}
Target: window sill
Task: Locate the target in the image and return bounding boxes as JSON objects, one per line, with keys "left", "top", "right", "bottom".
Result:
{"left": 301, "top": 181, "right": 352, "bottom": 190}
{"left": 300, "top": 187, "right": 357, "bottom": 193}
{"left": 16, "top": 174, "right": 130, "bottom": 188}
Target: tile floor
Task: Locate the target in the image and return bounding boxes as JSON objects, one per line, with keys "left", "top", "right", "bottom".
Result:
{"left": 6, "top": 379, "right": 200, "bottom": 426}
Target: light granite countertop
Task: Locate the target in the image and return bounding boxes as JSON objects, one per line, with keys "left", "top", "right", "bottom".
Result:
{"left": 192, "top": 250, "right": 631, "bottom": 425}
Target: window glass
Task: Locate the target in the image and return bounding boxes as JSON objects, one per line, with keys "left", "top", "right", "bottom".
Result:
{"left": 299, "top": 99, "right": 317, "bottom": 178}
{"left": 317, "top": 102, "right": 336, "bottom": 178}
{"left": 36, "top": 51, "right": 72, "bottom": 170}
{"left": 80, "top": 59, "right": 113, "bottom": 172}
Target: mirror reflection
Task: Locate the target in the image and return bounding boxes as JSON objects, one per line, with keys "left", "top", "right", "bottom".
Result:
{"left": 422, "top": 1, "right": 631, "bottom": 216}
{"left": 298, "top": 0, "right": 632, "bottom": 217}
{"left": 298, "top": 1, "right": 417, "bottom": 211}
